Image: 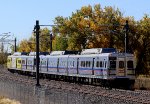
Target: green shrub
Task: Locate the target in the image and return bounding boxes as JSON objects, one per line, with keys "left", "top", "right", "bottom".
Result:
{"left": 0, "top": 53, "right": 8, "bottom": 65}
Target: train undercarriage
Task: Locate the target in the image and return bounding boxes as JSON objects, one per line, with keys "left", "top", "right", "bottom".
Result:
{"left": 8, "top": 68, "right": 135, "bottom": 90}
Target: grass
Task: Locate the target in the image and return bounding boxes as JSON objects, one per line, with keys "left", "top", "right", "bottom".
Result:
{"left": 0, "top": 96, "right": 21, "bottom": 104}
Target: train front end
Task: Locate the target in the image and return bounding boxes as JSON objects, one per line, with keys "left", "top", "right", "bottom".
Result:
{"left": 108, "top": 53, "right": 135, "bottom": 89}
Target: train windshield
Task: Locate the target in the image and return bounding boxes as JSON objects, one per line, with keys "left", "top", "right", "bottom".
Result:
{"left": 101, "top": 48, "right": 117, "bottom": 53}
{"left": 110, "top": 61, "right": 116, "bottom": 69}
{"left": 127, "top": 61, "right": 134, "bottom": 69}
{"left": 119, "top": 61, "right": 124, "bottom": 68}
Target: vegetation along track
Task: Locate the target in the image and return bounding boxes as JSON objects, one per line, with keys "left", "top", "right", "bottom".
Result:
{"left": 0, "top": 66, "right": 150, "bottom": 104}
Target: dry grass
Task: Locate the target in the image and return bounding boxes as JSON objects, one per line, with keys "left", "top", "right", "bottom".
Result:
{"left": 134, "top": 77, "right": 150, "bottom": 90}
{"left": 0, "top": 96, "right": 21, "bottom": 104}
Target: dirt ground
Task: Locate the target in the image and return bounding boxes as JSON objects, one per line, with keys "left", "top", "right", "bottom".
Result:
{"left": 135, "top": 78, "right": 150, "bottom": 90}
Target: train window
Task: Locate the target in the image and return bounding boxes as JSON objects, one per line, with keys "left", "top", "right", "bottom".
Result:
{"left": 22, "top": 60, "right": 25, "bottom": 64}
{"left": 96, "top": 61, "right": 103, "bottom": 67}
{"left": 28, "top": 60, "right": 32, "bottom": 64}
{"left": 86, "top": 61, "right": 88, "bottom": 67}
{"left": 83, "top": 61, "right": 85, "bottom": 67}
{"left": 34, "top": 59, "right": 36, "bottom": 65}
{"left": 81, "top": 61, "right": 85, "bottom": 67}
{"left": 119, "top": 61, "right": 124, "bottom": 68}
{"left": 127, "top": 61, "right": 133, "bottom": 69}
{"left": 18, "top": 60, "right": 21, "bottom": 64}
{"left": 41, "top": 61, "right": 46, "bottom": 65}
{"left": 100, "top": 61, "right": 103, "bottom": 67}
{"left": 86, "top": 61, "right": 91, "bottom": 67}
{"left": 110, "top": 61, "right": 116, "bottom": 69}
{"left": 105, "top": 61, "right": 107, "bottom": 68}
{"left": 86, "top": 61, "right": 87, "bottom": 67}
{"left": 96, "top": 61, "right": 99, "bottom": 67}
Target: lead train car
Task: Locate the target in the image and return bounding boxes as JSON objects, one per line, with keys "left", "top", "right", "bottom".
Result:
{"left": 7, "top": 49, "right": 135, "bottom": 89}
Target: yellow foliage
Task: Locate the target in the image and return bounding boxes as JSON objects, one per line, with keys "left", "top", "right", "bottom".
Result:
{"left": 0, "top": 97, "right": 21, "bottom": 104}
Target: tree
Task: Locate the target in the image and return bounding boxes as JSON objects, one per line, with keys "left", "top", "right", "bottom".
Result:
{"left": 52, "top": 35, "right": 68, "bottom": 51}
{"left": 134, "top": 15, "right": 150, "bottom": 75}
{"left": 17, "top": 4, "right": 150, "bottom": 76}
{"left": 52, "top": 4, "right": 124, "bottom": 50}
{"left": 39, "top": 28, "right": 51, "bottom": 52}
{"left": 18, "top": 39, "right": 33, "bottom": 52}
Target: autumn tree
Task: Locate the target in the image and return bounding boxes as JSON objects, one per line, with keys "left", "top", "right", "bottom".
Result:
{"left": 39, "top": 28, "right": 51, "bottom": 52}
{"left": 52, "top": 4, "right": 125, "bottom": 50}
{"left": 17, "top": 4, "right": 150, "bottom": 75}
{"left": 134, "top": 15, "right": 150, "bottom": 75}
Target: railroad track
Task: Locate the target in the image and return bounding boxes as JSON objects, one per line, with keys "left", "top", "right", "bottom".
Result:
{"left": 0, "top": 66, "right": 150, "bottom": 104}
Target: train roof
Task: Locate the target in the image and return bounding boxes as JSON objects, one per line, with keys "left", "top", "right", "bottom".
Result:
{"left": 12, "top": 52, "right": 28, "bottom": 56}
{"left": 50, "top": 50, "right": 79, "bottom": 56}
{"left": 29, "top": 52, "right": 49, "bottom": 56}
{"left": 50, "top": 51, "right": 65, "bottom": 56}
{"left": 64, "top": 50, "right": 79, "bottom": 55}
{"left": 81, "top": 48, "right": 117, "bottom": 55}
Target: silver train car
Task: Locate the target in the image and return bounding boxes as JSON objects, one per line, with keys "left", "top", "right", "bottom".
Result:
{"left": 7, "top": 48, "right": 135, "bottom": 89}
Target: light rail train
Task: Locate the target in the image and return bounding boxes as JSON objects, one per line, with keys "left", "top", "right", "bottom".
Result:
{"left": 7, "top": 48, "right": 135, "bottom": 89}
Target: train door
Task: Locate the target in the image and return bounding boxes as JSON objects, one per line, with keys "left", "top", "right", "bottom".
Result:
{"left": 21, "top": 57, "right": 27, "bottom": 71}
{"left": 126, "top": 57, "right": 135, "bottom": 78}
{"left": 12, "top": 57, "right": 17, "bottom": 69}
{"left": 78, "top": 56, "right": 93, "bottom": 75}
{"left": 47, "top": 56, "right": 58, "bottom": 73}
{"left": 27, "top": 57, "right": 34, "bottom": 72}
{"left": 40, "top": 56, "right": 48, "bottom": 73}
{"left": 68, "top": 56, "right": 78, "bottom": 74}
{"left": 16, "top": 58, "right": 22, "bottom": 69}
{"left": 109, "top": 57, "right": 117, "bottom": 77}
{"left": 116, "top": 57, "right": 126, "bottom": 76}
{"left": 7, "top": 57, "right": 12, "bottom": 69}
{"left": 58, "top": 56, "right": 67, "bottom": 74}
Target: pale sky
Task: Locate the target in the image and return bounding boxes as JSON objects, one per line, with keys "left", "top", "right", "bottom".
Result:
{"left": 0, "top": 0, "right": 150, "bottom": 44}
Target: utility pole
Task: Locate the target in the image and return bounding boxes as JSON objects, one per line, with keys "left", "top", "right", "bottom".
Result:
{"left": 1, "top": 42, "right": 4, "bottom": 53}
{"left": 34, "top": 20, "right": 40, "bottom": 86}
{"left": 14, "top": 37, "right": 17, "bottom": 52}
{"left": 124, "top": 20, "right": 129, "bottom": 53}
{"left": 50, "top": 33, "right": 52, "bottom": 53}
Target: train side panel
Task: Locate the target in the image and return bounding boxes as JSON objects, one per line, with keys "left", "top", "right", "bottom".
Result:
{"left": 26, "top": 56, "right": 35, "bottom": 72}
{"left": 11, "top": 56, "right": 17, "bottom": 69}
{"left": 16, "top": 58, "right": 22, "bottom": 69}
{"left": 125, "top": 56, "right": 135, "bottom": 79}
{"left": 7, "top": 56, "right": 12, "bottom": 69}
{"left": 67, "top": 55, "right": 78, "bottom": 74}
{"left": 47, "top": 56, "right": 58, "bottom": 73}
{"left": 78, "top": 55, "right": 94, "bottom": 75}
{"left": 58, "top": 56, "right": 68, "bottom": 74}
{"left": 40, "top": 56, "right": 48, "bottom": 73}
{"left": 21, "top": 56, "right": 27, "bottom": 71}
{"left": 93, "top": 55, "right": 109, "bottom": 79}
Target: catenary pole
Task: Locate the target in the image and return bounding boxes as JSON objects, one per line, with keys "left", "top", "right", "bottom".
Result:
{"left": 35, "top": 20, "right": 40, "bottom": 86}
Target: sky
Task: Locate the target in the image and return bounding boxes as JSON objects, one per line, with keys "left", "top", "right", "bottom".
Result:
{"left": 0, "top": 0, "right": 150, "bottom": 45}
